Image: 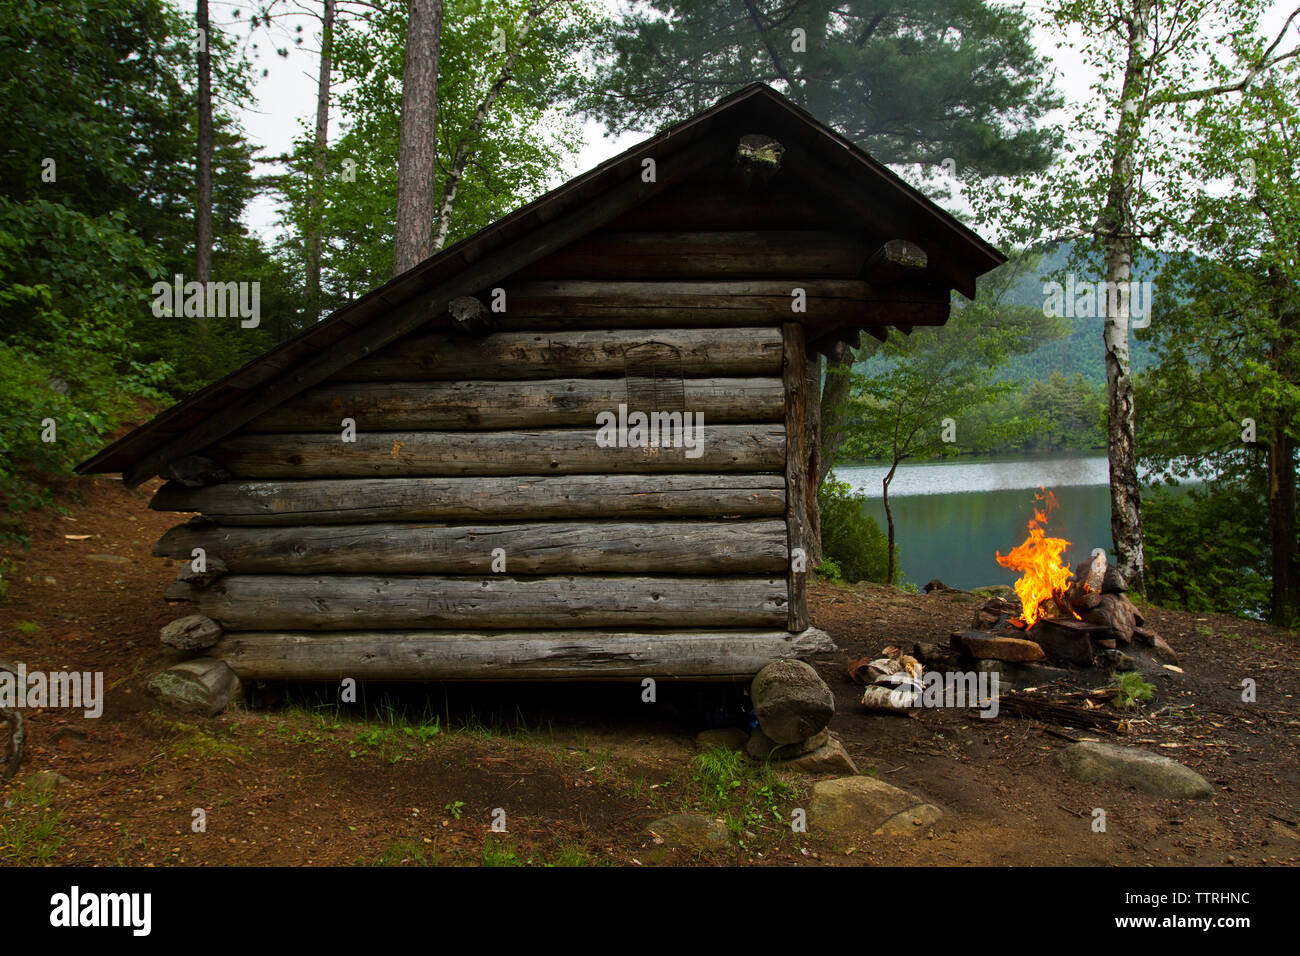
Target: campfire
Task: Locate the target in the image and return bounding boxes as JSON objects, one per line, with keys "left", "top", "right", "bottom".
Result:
{"left": 951, "top": 489, "right": 1179, "bottom": 675}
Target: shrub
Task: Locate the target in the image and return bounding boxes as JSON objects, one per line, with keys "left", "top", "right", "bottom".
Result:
{"left": 817, "top": 475, "right": 893, "bottom": 583}
{"left": 1144, "top": 480, "right": 1270, "bottom": 620}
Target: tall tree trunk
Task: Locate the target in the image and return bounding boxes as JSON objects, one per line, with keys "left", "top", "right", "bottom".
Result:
{"left": 1100, "top": 0, "right": 1150, "bottom": 593}
{"left": 1268, "top": 289, "right": 1299, "bottom": 626}
{"left": 306, "top": 0, "right": 335, "bottom": 320}
{"left": 195, "top": 0, "right": 213, "bottom": 335}
{"left": 817, "top": 340, "right": 853, "bottom": 486}
{"left": 392, "top": 0, "right": 443, "bottom": 275}
{"left": 1268, "top": 420, "right": 1298, "bottom": 626}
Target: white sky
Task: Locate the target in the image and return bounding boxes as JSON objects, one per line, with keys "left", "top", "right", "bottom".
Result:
{"left": 200, "top": 0, "right": 1299, "bottom": 244}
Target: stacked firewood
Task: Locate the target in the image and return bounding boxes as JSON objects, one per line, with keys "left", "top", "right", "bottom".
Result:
{"left": 952, "top": 551, "right": 1179, "bottom": 672}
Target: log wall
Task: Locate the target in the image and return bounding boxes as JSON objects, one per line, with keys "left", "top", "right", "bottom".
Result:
{"left": 151, "top": 202, "right": 857, "bottom": 679}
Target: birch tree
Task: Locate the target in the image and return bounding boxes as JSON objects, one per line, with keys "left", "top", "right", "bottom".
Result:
{"left": 981, "top": 0, "right": 1300, "bottom": 592}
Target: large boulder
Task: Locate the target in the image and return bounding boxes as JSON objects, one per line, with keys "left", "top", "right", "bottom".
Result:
{"left": 808, "top": 776, "right": 942, "bottom": 836}
{"left": 1056, "top": 742, "right": 1213, "bottom": 800}
{"left": 751, "top": 659, "right": 835, "bottom": 744}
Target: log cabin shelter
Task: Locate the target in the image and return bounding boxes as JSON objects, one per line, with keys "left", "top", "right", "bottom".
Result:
{"left": 78, "top": 83, "right": 1004, "bottom": 692}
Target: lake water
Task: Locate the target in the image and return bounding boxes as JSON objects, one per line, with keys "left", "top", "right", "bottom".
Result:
{"left": 835, "top": 456, "right": 1129, "bottom": 590}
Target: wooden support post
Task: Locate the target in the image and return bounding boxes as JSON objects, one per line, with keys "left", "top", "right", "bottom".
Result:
{"left": 804, "top": 352, "right": 822, "bottom": 570}
{"left": 783, "top": 323, "right": 809, "bottom": 632}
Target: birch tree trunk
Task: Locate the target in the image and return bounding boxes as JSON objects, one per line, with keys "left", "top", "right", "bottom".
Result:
{"left": 431, "top": 4, "right": 546, "bottom": 251}
{"left": 392, "top": 0, "right": 443, "bottom": 275}
{"left": 305, "top": 0, "right": 335, "bottom": 319}
{"left": 1099, "top": 0, "right": 1150, "bottom": 593}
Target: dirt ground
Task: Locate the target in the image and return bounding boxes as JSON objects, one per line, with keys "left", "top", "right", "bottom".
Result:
{"left": 2, "top": 475, "right": 1298, "bottom": 867}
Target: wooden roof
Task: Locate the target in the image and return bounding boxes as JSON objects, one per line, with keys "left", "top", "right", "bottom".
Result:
{"left": 78, "top": 83, "right": 1004, "bottom": 483}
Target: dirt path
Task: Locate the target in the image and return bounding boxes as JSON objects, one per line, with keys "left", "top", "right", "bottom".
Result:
{"left": 2, "top": 476, "right": 1298, "bottom": 866}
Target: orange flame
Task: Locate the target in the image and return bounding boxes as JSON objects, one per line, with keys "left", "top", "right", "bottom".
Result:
{"left": 995, "top": 489, "right": 1077, "bottom": 628}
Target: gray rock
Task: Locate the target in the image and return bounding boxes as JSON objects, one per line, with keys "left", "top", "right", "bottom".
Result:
{"left": 780, "top": 736, "right": 859, "bottom": 775}
{"left": 146, "top": 659, "right": 242, "bottom": 716}
{"left": 160, "top": 614, "right": 222, "bottom": 651}
{"left": 695, "top": 727, "right": 749, "bottom": 753}
{"left": 748, "top": 723, "right": 826, "bottom": 764}
{"left": 645, "top": 813, "right": 729, "bottom": 851}
{"left": 746, "top": 726, "right": 829, "bottom": 761}
{"left": 808, "top": 776, "right": 942, "bottom": 836}
{"left": 1056, "top": 741, "right": 1213, "bottom": 800}
{"left": 751, "top": 659, "right": 835, "bottom": 744}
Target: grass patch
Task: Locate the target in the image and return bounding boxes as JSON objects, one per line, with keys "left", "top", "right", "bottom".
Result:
{"left": 0, "top": 779, "right": 65, "bottom": 863}
{"left": 482, "top": 835, "right": 521, "bottom": 867}
{"left": 366, "top": 838, "right": 439, "bottom": 866}
{"left": 689, "top": 746, "right": 802, "bottom": 844}
{"left": 545, "top": 844, "right": 594, "bottom": 867}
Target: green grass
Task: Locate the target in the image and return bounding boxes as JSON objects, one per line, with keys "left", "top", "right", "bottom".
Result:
{"left": 15, "top": 620, "right": 40, "bottom": 633}
{"left": 367, "top": 838, "right": 439, "bottom": 866}
{"left": 545, "top": 844, "right": 593, "bottom": 867}
{"left": 0, "top": 779, "right": 65, "bottom": 864}
{"left": 689, "top": 746, "right": 802, "bottom": 844}
{"left": 482, "top": 835, "right": 521, "bottom": 867}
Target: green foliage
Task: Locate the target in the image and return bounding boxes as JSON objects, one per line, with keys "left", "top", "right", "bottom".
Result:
{"left": 583, "top": 0, "right": 1061, "bottom": 179}
{"left": 814, "top": 557, "right": 843, "bottom": 583}
{"left": 1137, "top": 58, "right": 1300, "bottom": 626}
{"left": 0, "top": 198, "right": 170, "bottom": 519}
{"left": 1143, "top": 482, "right": 1271, "bottom": 619}
{"left": 276, "top": 0, "right": 606, "bottom": 305}
{"left": 0, "top": 0, "right": 279, "bottom": 522}
{"left": 817, "top": 477, "right": 892, "bottom": 583}
{"left": 1110, "top": 672, "right": 1156, "bottom": 710}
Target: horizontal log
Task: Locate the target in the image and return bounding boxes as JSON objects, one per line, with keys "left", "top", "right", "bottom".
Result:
{"left": 150, "top": 473, "right": 786, "bottom": 525}
{"left": 332, "top": 327, "right": 784, "bottom": 382}
{"left": 167, "top": 575, "right": 790, "bottom": 630}
{"left": 514, "top": 231, "right": 871, "bottom": 279}
{"left": 206, "top": 425, "right": 785, "bottom": 478}
{"left": 244, "top": 377, "right": 783, "bottom": 432}
{"left": 153, "top": 519, "right": 788, "bottom": 574}
{"left": 607, "top": 182, "right": 846, "bottom": 231}
{"left": 210, "top": 627, "right": 838, "bottom": 681}
{"left": 494, "top": 280, "right": 948, "bottom": 330}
